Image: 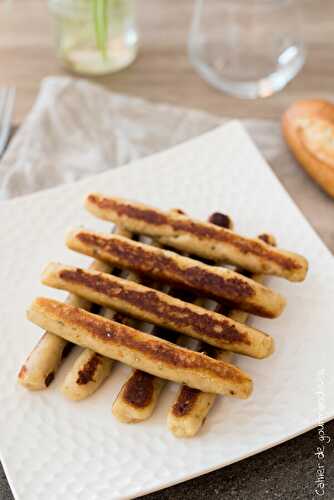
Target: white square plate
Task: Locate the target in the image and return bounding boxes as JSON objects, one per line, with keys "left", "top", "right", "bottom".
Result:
{"left": 0, "top": 121, "right": 333, "bottom": 500}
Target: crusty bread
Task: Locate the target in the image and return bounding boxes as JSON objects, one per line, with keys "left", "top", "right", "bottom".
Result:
{"left": 67, "top": 229, "right": 286, "bottom": 318}
{"left": 41, "top": 263, "right": 274, "bottom": 358}
{"left": 166, "top": 311, "right": 250, "bottom": 437}
{"left": 27, "top": 298, "right": 253, "bottom": 398}
{"left": 282, "top": 99, "right": 334, "bottom": 198}
{"left": 85, "top": 194, "right": 308, "bottom": 281}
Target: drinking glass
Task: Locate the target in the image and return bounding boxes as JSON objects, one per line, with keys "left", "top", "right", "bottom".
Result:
{"left": 48, "top": 0, "right": 138, "bottom": 76}
{"left": 188, "top": 0, "right": 305, "bottom": 99}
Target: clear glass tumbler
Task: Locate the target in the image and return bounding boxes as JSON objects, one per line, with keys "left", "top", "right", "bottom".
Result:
{"left": 188, "top": 0, "right": 305, "bottom": 99}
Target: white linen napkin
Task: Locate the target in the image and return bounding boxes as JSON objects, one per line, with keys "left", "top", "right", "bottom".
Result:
{"left": 0, "top": 76, "right": 283, "bottom": 199}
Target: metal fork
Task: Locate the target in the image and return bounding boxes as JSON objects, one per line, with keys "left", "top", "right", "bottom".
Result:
{"left": 0, "top": 88, "right": 16, "bottom": 157}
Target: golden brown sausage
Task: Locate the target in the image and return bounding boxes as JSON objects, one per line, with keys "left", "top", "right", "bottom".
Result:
{"left": 18, "top": 227, "right": 130, "bottom": 390}
{"left": 18, "top": 261, "right": 109, "bottom": 390}
{"left": 112, "top": 310, "right": 200, "bottom": 423}
{"left": 84, "top": 194, "right": 308, "bottom": 281}
{"left": 61, "top": 308, "right": 136, "bottom": 400}
{"left": 112, "top": 212, "right": 234, "bottom": 423}
{"left": 27, "top": 298, "right": 253, "bottom": 398}
{"left": 59, "top": 211, "right": 181, "bottom": 400}
{"left": 167, "top": 234, "right": 277, "bottom": 437}
{"left": 41, "top": 263, "right": 274, "bottom": 358}
{"left": 66, "top": 229, "right": 285, "bottom": 318}
{"left": 112, "top": 364, "right": 167, "bottom": 423}
{"left": 61, "top": 349, "right": 114, "bottom": 401}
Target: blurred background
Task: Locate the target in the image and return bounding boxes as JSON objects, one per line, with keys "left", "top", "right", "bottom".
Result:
{"left": 0, "top": 0, "right": 333, "bottom": 125}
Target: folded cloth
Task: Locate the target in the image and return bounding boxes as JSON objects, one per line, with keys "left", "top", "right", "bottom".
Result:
{"left": 1, "top": 76, "right": 332, "bottom": 251}
{"left": 0, "top": 76, "right": 284, "bottom": 200}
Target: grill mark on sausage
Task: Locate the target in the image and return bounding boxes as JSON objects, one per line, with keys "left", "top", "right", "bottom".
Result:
{"left": 88, "top": 195, "right": 167, "bottom": 225}
{"left": 121, "top": 209, "right": 230, "bottom": 412}
{"left": 18, "top": 365, "right": 27, "bottom": 379}
{"left": 171, "top": 220, "right": 300, "bottom": 271}
{"left": 258, "top": 233, "right": 271, "bottom": 245}
{"left": 76, "top": 232, "right": 254, "bottom": 301}
{"left": 172, "top": 225, "right": 270, "bottom": 418}
{"left": 172, "top": 385, "right": 201, "bottom": 417}
{"left": 88, "top": 195, "right": 301, "bottom": 271}
{"left": 208, "top": 212, "right": 232, "bottom": 229}
{"left": 122, "top": 370, "right": 155, "bottom": 408}
{"left": 216, "top": 297, "right": 274, "bottom": 318}
{"left": 90, "top": 303, "right": 101, "bottom": 315}
{"left": 76, "top": 354, "right": 102, "bottom": 385}
{"left": 59, "top": 269, "right": 250, "bottom": 345}
{"left": 45, "top": 372, "right": 55, "bottom": 387}
{"left": 38, "top": 299, "right": 247, "bottom": 384}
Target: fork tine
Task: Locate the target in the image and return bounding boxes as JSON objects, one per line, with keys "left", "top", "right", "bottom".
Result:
{"left": 0, "top": 88, "right": 16, "bottom": 156}
{"left": 0, "top": 88, "right": 9, "bottom": 119}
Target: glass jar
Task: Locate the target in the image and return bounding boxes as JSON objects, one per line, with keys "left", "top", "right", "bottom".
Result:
{"left": 48, "top": 0, "right": 138, "bottom": 76}
{"left": 189, "top": 0, "right": 305, "bottom": 99}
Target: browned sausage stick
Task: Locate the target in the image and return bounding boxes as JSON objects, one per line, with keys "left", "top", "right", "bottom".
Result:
{"left": 59, "top": 210, "right": 191, "bottom": 400}
{"left": 18, "top": 260, "right": 113, "bottom": 390}
{"left": 66, "top": 228, "right": 285, "bottom": 318}
{"left": 112, "top": 212, "right": 232, "bottom": 423}
{"left": 60, "top": 301, "right": 137, "bottom": 401}
{"left": 18, "top": 225, "right": 133, "bottom": 391}
{"left": 112, "top": 322, "right": 181, "bottom": 423}
{"left": 167, "top": 233, "right": 276, "bottom": 437}
{"left": 27, "top": 297, "right": 253, "bottom": 398}
{"left": 85, "top": 194, "right": 308, "bottom": 281}
{"left": 41, "top": 262, "right": 274, "bottom": 359}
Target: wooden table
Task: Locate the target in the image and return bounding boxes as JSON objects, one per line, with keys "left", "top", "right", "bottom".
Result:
{"left": 0, "top": 1, "right": 333, "bottom": 499}
{"left": 1, "top": 0, "right": 334, "bottom": 125}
